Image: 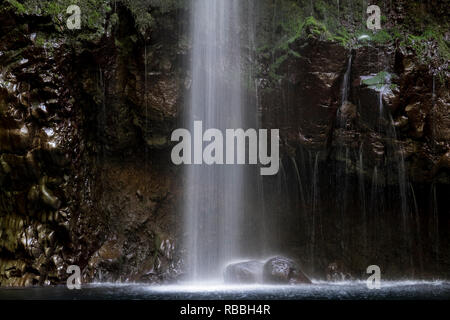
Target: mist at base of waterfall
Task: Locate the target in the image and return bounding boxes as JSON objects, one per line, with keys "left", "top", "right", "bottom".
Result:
{"left": 1, "top": 281, "right": 449, "bottom": 300}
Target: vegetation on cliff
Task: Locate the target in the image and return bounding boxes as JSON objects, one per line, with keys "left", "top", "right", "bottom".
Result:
{"left": 3, "top": 0, "right": 185, "bottom": 43}
{"left": 255, "top": 0, "right": 449, "bottom": 81}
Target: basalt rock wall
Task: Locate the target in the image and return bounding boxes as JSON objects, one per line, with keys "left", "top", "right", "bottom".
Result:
{"left": 258, "top": 37, "right": 449, "bottom": 279}
{"left": 0, "top": 3, "right": 186, "bottom": 286}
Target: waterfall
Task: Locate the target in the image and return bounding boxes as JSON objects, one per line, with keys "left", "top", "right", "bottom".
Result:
{"left": 432, "top": 75, "right": 436, "bottom": 106}
{"left": 291, "top": 156, "right": 306, "bottom": 209}
{"left": 430, "top": 183, "right": 440, "bottom": 266}
{"left": 410, "top": 183, "right": 424, "bottom": 273}
{"left": 334, "top": 54, "right": 353, "bottom": 261}
{"left": 310, "top": 151, "right": 321, "bottom": 272}
{"left": 185, "top": 0, "right": 246, "bottom": 281}
{"left": 337, "top": 54, "right": 352, "bottom": 128}
{"left": 342, "top": 55, "right": 352, "bottom": 106}
{"left": 358, "top": 143, "right": 367, "bottom": 251}
{"left": 375, "top": 80, "right": 414, "bottom": 271}
{"left": 369, "top": 166, "right": 381, "bottom": 256}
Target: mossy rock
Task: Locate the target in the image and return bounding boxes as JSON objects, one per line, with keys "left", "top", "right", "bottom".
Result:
{"left": 300, "top": 16, "right": 331, "bottom": 40}
{"left": 361, "top": 71, "right": 391, "bottom": 87}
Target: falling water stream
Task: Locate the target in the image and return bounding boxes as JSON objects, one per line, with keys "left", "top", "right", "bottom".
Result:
{"left": 379, "top": 84, "right": 413, "bottom": 269}
{"left": 186, "top": 0, "right": 246, "bottom": 281}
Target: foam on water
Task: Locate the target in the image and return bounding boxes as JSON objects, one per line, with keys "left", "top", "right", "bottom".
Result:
{"left": 2, "top": 281, "right": 449, "bottom": 300}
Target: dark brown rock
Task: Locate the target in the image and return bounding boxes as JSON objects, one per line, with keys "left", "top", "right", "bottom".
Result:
{"left": 263, "top": 256, "right": 311, "bottom": 284}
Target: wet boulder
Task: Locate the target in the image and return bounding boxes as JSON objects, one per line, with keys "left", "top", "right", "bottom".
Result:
{"left": 224, "top": 261, "right": 264, "bottom": 284}
{"left": 262, "top": 256, "right": 311, "bottom": 284}
{"left": 85, "top": 239, "right": 124, "bottom": 282}
{"left": 326, "top": 262, "right": 353, "bottom": 282}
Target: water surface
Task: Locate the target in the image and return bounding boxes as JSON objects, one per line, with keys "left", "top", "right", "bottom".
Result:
{"left": 1, "top": 281, "right": 449, "bottom": 300}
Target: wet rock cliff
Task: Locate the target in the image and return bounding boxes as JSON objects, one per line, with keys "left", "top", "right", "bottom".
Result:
{"left": 255, "top": 0, "right": 449, "bottom": 278}
{"left": 0, "top": 0, "right": 449, "bottom": 285}
{"left": 0, "top": 1, "right": 186, "bottom": 286}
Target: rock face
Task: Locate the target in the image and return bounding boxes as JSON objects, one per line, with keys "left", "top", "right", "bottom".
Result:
{"left": 0, "top": 3, "right": 186, "bottom": 286}
{"left": 1, "top": 0, "right": 449, "bottom": 286}
{"left": 257, "top": 32, "right": 450, "bottom": 279}
{"left": 260, "top": 40, "right": 348, "bottom": 151}
{"left": 224, "top": 261, "right": 264, "bottom": 284}
{"left": 263, "top": 257, "right": 311, "bottom": 284}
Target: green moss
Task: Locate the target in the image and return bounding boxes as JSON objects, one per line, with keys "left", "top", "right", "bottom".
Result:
{"left": 4, "top": 0, "right": 111, "bottom": 41}
{"left": 370, "top": 30, "right": 393, "bottom": 44}
{"left": 35, "top": 34, "right": 46, "bottom": 47}
{"left": 329, "top": 28, "right": 351, "bottom": 46}
{"left": 5, "top": 0, "right": 26, "bottom": 13}
{"left": 390, "top": 84, "right": 398, "bottom": 90}
{"left": 3, "top": 0, "right": 185, "bottom": 43}
{"left": 361, "top": 71, "right": 391, "bottom": 87}
{"left": 400, "top": 25, "right": 450, "bottom": 72}
{"left": 300, "top": 16, "right": 331, "bottom": 40}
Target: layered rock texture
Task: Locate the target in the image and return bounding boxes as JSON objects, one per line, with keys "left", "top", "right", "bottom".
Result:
{"left": 0, "top": 2, "right": 185, "bottom": 286}
{"left": 0, "top": 0, "right": 449, "bottom": 285}
{"left": 255, "top": 0, "right": 449, "bottom": 279}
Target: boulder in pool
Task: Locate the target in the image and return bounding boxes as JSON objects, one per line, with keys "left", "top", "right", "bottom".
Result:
{"left": 224, "top": 261, "right": 264, "bottom": 284}
{"left": 262, "top": 256, "right": 311, "bottom": 284}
